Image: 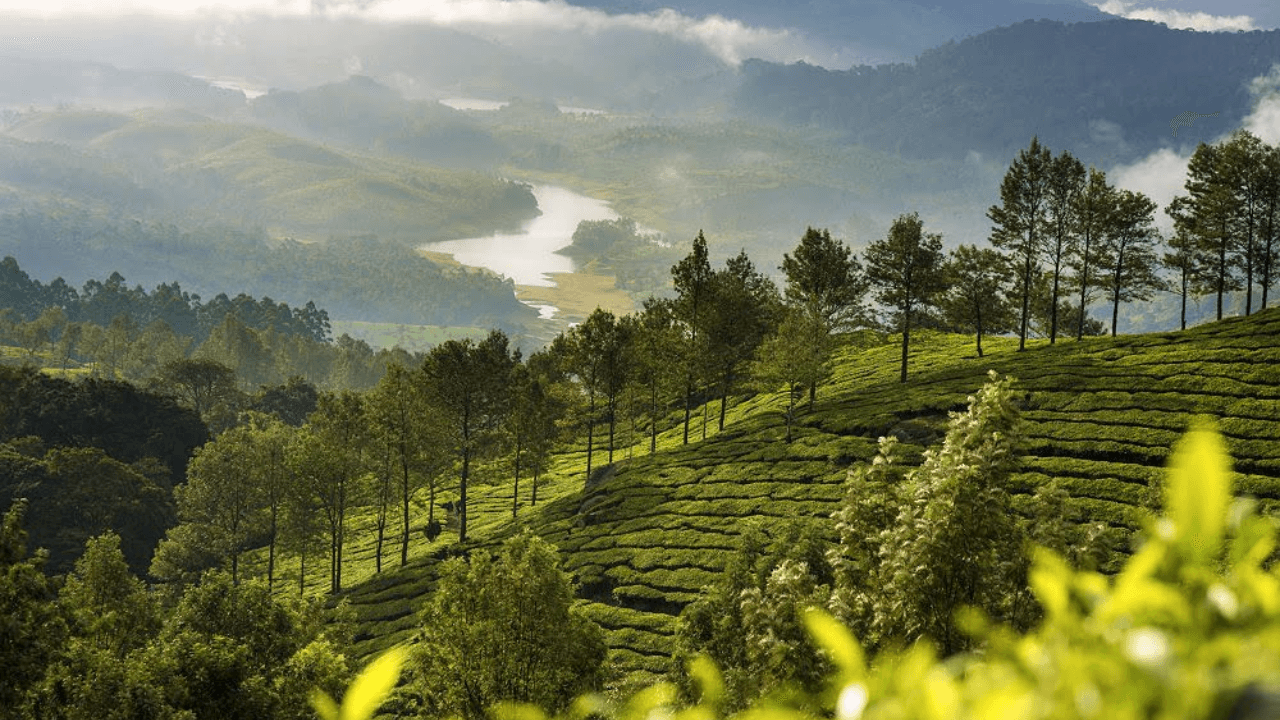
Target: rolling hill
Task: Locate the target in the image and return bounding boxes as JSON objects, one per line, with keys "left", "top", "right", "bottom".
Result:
{"left": 290, "top": 307, "right": 1280, "bottom": 696}
{"left": 2, "top": 108, "right": 538, "bottom": 244}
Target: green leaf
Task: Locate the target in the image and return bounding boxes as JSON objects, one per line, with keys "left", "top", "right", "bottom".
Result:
{"left": 803, "top": 607, "right": 867, "bottom": 683}
{"left": 1165, "top": 422, "right": 1232, "bottom": 566}
{"left": 686, "top": 654, "right": 724, "bottom": 708}
{"left": 338, "top": 645, "right": 407, "bottom": 720}
{"left": 309, "top": 689, "right": 340, "bottom": 720}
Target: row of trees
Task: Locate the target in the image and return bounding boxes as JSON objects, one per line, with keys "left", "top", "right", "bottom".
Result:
{"left": 150, "top": 329, "right": 572, "bottom": 592}
{"left": 0, "top": 256, "right": 332, "bottom": 342}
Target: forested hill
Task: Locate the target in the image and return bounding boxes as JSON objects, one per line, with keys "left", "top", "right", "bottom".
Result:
{"left": 731, "top": 18, "right": 1280, "bottom": 164}
{"left": 341, "top": 308, "right": 1280, "bottom": 690}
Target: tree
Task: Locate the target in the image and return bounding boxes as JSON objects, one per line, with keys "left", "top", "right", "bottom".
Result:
{"left": 1219, "top": 130, "right": 1271, "bottom": 316}
{"left": 1043, "top": 151, "right": 1086, "bottom": 343}
{"left": 508, "top": 355, "right": 568, "bottom": 518}
{"left": 250, "top": 375, "right": 320, "bottom": 426}
{"left": 1257, "top": 142, "right": 1280, "bottom": 309}
{"left": 1068, "top": 167, "right": 1116, "bottom": 339}
{"left": 673, "top": 522, "right": 834, "bottom": 711}
{"left": 151, "top": 357, "right": 242, "bottom": 428}
{"left": 627, "top": 297, "right": 683, "bottom": 454}
{"left": 565, "top": 309, "right": 631, "bottom": 477}
{"left": 781, "top": 226, "right": 868, "bottom": 333}
{"left": 368, "top": 363, "right": 442, "bottom": 567}
{"left": 306, "top": 391, "right": 368, "bottom": 594}
{"left": 704, "top": 250, "right": 780, "bottom": 431}
{"left": 671, "top": 231, "right": 715, "bottom": 444}
{"left": 751, "top": 306, "right": 831, "bottom": 442}
{"left": 0, "top": 500, "right": 66, "bottom": 711}
{"left": 412, "top": 531, "right": 606, "bottom": 720}
{"left": 988, "top": 136, "right": 1053, "bottom": 350}
{"left": 153, "top": 426, "right": 261, "bottom": 584}
{"left": 1161, "top": 216, "right": 1209, "bottom": 331}
{"left": 420, "top": 330, "right": 516, "bottom": 543}
{"left": 939, "top": 244, "right": 1016, "bottom": 357}
{"left": 1171, "top": 141, "right": 1243, "bottom": 320}
{"left": 1097, "top": 189, "right": 1166, "bottom": 336}
{"left": 61, "top": 531, "right": 156, "bottom": 642}
{"left": 864, "top": 212, "right": 946, "bottom": 383}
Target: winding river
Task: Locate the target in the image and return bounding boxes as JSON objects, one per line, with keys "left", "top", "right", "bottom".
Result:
{"left": 419, "top": 184, "right": 619, "bottom": 289}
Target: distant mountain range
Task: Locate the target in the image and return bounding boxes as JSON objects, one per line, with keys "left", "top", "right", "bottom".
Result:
{"left": 563, "top": 0, "right": 1116, "bottom": 64}
{"left": 729, "top": 18, "right": 1280, "bottom": 165}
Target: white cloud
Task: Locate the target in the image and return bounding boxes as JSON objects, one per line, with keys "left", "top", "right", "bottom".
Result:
{"left": 1107, "top": 64, "right": 1280, "bottom": 234}
{"left": 0, "top": 0, "right": 811, "bottom": 66}
{"left": 1089, "top": 1, "right": 1257, "bottom": 32}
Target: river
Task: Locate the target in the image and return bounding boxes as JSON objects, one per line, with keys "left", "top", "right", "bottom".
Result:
{"left": 418, "top": 184, "right": 619, "bottom": 290}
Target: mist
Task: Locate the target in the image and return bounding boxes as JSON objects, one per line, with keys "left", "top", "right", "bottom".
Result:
{"left": 1107, "top": 63, "right": 1280, "bottom": 234}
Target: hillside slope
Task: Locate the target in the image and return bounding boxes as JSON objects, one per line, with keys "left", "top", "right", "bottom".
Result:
{"left": 333, "top": 309, "right": 1280, "bottom": 692}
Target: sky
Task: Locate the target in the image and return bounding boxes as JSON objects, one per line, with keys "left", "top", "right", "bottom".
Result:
{"left": 0, "top": 0, "right": 1275, "bottom": 68}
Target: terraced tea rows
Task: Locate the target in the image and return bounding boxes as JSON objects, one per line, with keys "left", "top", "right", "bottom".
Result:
{"left": 334, "top": 308, "right": 1280, "bottom": 692}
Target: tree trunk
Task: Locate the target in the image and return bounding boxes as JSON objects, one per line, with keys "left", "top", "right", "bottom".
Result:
{"left": 1019, "top": 251, "right": 1032, "bottom": 351}
{"left": 586, "top": 391, "right": 596, "bottom": 480}
{"left": 1050, "top": 249, "right": 1061, "bottom": 344}
{"left": 608, "top": 398, "right": 616, "bottom": 463}
{"left": 1180, "top": 269, "right": 1188, "bottom": 331}
{"left": 512, "top": 436, "right": 522, "bottom": 519}
{"left": 400, "top": 450, "right": 411, "bottom": 567}
{"left": 267, "top": 507, "right": 277, "bottom": 593}
{"left": 899, "top": 305, "right": 912, "bottom": 383}
{"left": 682, "top": 378, "right": 692, "bottom": 445}
{"left": 1077, "top": 236, "right": 1091, "bottom": 341}
{"left": 532, "top": 467, "right": 540, "bottom": 506}
{"left": 975, "top": 309, "right": 985, "bottom": 358}
{"left": 785, "top": 382, "right": 797, "bottom": 443}
{"left": 649, "top": 380, "right": 659, "bottom": 455}
{"left": 460, "top": 448, "right": 470, "bottom": 543}
{"left": 299, "top": 546, "right": 306, "bottom": 597}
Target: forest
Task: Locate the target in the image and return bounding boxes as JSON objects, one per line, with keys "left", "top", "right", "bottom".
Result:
{"left": 5, "top": 121, "right": 1280, "bottom": 719}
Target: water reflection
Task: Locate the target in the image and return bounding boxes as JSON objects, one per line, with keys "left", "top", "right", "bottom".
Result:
{"left": 419, "top": 184, "right": 618, "bottom": 287}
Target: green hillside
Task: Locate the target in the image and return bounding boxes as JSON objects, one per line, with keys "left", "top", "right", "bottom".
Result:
{"left": 272, "top": 308, "right": 1280, "bottom": 695}
{"left": 2, "top": 108, "right": 538, "bottom": 244}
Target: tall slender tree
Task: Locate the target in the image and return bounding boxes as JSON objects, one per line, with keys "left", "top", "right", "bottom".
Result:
{"left": 1044, "top": 151, "right": 1086, "bottom": 343}
{"left": 306, "top": 390, "right": 368, "bottom": 594}
{"left": 420, "top": 330, "right": 516, "bottom": 543}
{"left": 1219, "top": 130, "right": 1271, "bottom": 315}
{"left": 671, "top": 231, "right": 714, "bottom": 445}
{"left": 780, "top": 226, "right": 868, "bottom": 333}
{"left": 1171, "top": 142, "right": 1243, "bottom": 320}
{"left": 1068, "top": 168, "right": 1115, "bottom": 340}
{"left": 864, "top": 213, "right": 947, "bottom": 383}
{"left": 1097, "top": 189, "right": 1166, "bottom": 336}
{"left": 988, "top": 136, "right": 1053, "bottom": 350}
{"left": 940, "top": 244, "right": 1016, "bottom": 358}
{"left": 705, "top": 250, "right": 780, "bottom": 431}
{"left": 631, "top": 297, "right": 682, "bottom": 455}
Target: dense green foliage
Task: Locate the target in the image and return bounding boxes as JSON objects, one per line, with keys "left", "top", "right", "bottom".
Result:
{"left": 0, "top": 517, "right": 351, "bottom": 719}
{"left": 410, "top": 531, "right": 607, "bottom": 719}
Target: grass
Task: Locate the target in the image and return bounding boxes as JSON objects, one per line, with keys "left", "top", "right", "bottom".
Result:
{"left": 238, "top": 308, "right": 1280, "bottom": 693}
{"left": 515, "top": 270, "right": 637, "bottom": 325}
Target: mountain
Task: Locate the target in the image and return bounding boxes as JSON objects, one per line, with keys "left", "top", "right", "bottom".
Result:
{"left": 730, "top": 18, "right": 1280, "bottom": 165}
{"left": 245, "top": 76, "right": 508, "bottom": 169}
{"left": 562, "top": 0, "right": 1116, "bottom": 65}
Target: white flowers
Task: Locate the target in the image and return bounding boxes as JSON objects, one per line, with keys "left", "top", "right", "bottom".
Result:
{"left": 1123, "top": 627, "right": 1170, "bottom": 668}
{"left": 836, "top": 682, "right": 869, "bottom": 720}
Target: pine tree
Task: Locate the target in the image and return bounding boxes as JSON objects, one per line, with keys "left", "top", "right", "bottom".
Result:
{"left": 864, "top": 212, "right": 946, "bottom": 383}
{"left": 988, "top": 136, "right": 1053, "bottom": 350}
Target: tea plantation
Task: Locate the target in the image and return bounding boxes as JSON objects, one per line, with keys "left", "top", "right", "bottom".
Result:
{"left": 334, "top": 307, "right": 1280, "bottom": 693}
